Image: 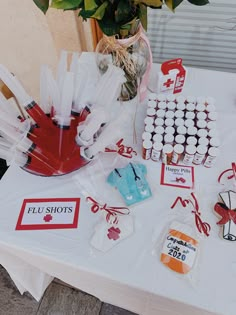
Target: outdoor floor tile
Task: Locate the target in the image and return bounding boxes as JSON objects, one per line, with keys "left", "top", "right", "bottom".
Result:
{"left": 0, "top": 265, "right": 138, "bottom": 315}
{"left": 0, "top": 265, "right": 39, "bottom": 315}
{"left": 36, "top": 282, "right": 101, "bottom": 315}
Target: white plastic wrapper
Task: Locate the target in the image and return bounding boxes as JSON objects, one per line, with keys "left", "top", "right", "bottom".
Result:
{"left": 74, "top": 152, "right": 137, "bottom": 206}
{"left": 217, "top": 162, "right": 236, "bottom": 192}
{"left": 73, "top": 146, "right": 153, "bottom": 252}
{"left": 74, "top": 149, "right": 152, "bottom": 208}
{"left": 152, "top": 218, "right": 202, "bottom": 284}
{"left": 215, "top": 190, "right": 236, "bottom": 241}
{"left": 214, "top": 162, "right": 236, "bottom": 241}
{"left": 74, "top": 153, "right": 137, "bottom": 252}
{"left": 90, "top": 212, "right": 134, "bottom": 252}
{"left": 151, "top": 190, "right": 208, "bottom": 284}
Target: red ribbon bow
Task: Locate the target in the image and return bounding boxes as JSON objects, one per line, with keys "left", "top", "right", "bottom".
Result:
{"left": 214, "top": 202, "right": 236, "bottom": 225}
{"left": 86, "top": 196, "right": 130, "bottom": 224}
{"left": 105, "top": 138, "right": 137, "bottom": 159}
{"left": 176, "top": 177, "right": 186, "bottom": 183}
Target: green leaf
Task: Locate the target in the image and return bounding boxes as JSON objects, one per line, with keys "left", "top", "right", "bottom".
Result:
{"left": 165, "top": 0, "right": 184, "bottom": 11}
{"left": 173, "top": 0, "right": 184, "bottom": 9}
{"left": 84, "top": 0, "right": 98, "bottom": 11}
{"left": 139, "top": 4, "right": 147, "bottom": 30}
{"left": 91, "top": 1, "right": 108, "bottom": 20}
{"left": 51, "top": 0, "right": 83, "bottom": 10}
{"left": 139, "top": 0, "right": 162, "bottom": 7}
{"left": 33, "top": 0, "right": 50, "bottom": 13}
{"left": 79, "top": 7, "right": 97, "bottom": 19}
{"left": 97, "top": 19, "right": 120, "bottom": 36}
{"left": 187, "top": 0, "right": 209, "bottom": 5}
{"left": 115, "top": 0, "right": 136, "bottom": 24}
{"left": 120, "top": 18, "right": 138, "bottom": 35}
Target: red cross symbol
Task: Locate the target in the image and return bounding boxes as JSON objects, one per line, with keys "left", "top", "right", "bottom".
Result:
{"left": 43, "top": 214, "right": 53, "bottom": 222}
{"left": 107, "top": 227, "right": 121, "bottom": 240}
{"left": 163, "top": 78, "right": 174, "bottom": 88}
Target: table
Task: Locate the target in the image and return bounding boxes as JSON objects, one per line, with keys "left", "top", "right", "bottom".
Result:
{"left": 0, "top": 64, "right": 235, "bottom": 315}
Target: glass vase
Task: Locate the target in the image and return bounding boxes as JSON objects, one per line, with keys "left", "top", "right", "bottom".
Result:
{"left": 95, "top": 26, "right": 151, "bottom": 101}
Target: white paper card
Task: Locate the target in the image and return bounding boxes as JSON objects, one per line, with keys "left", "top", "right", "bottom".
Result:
{"left": 16, "top": 198, "right": 80, "bottom": 230}
{"left": 160, "top": 164, "right": 194, "bottom": 189}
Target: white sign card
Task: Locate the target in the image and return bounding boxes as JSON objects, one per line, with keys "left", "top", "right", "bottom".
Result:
{"left": 16, "top": 198, "right": 80, "bottom": 230}
{"left": 160, "top": 164, "right": 194, "bottom": 189}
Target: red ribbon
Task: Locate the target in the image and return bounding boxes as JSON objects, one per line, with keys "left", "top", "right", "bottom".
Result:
{"left": 176, "top": 177, "right": 186, "bottom": 183}
{"left": 171, "top": 192, "right": 211, "bottom": 237}
{"left": 105, "top": 138, "right": 137, "bottom": 159}
{"left": 86, "top": 196, "right": 130, "bottom": 224}
{"left": 218, "top": 162, "right": 236, "bottom": 184}
{"left": 171, "top": 196, "right": 191, "bottom": 209}
{"left": 214, "top": 202, "right": 236, "bottom": 225}
{"left": 191, "top": 210, "right": 211, "bottom": 236}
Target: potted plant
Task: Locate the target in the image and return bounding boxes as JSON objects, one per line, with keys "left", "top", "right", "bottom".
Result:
{"left": 33, "top": 1, "right": 209, "bottom": 37}
{"left": 33, "top": 0, "right": 210, "bottom": 100}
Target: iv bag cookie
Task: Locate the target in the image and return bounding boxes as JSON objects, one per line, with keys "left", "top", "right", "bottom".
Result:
{"left": 160, "top": 221, "right": 198, "bottom": 274}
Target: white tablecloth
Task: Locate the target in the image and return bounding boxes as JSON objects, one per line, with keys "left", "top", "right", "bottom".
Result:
{"left": 0, "top": 64, "right": 235, "bottom": 315}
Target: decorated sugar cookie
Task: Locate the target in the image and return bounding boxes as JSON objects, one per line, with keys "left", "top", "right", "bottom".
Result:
{"left": 86, "top": 197, "right": 134, "bottom": 252}
{"left": 157, "top": 59, "right": 187, "bottom": 94}
{"left": 214, "top": 190, "right": 236, "bottom": 241}
{"left": 160, "top": 221, "right": 198, "bottom": 274}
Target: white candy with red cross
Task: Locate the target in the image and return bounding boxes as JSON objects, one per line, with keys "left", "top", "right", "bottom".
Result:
{"left": 157, "top": 59, "right": 187, "bottom": 94}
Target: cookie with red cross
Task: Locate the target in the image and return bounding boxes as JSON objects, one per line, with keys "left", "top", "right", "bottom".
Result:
{"left": 157, "top": 58, "right": 187, "bottom": 94}
{"left": 90, "top": 214, "right": 134, "bottom": 252}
